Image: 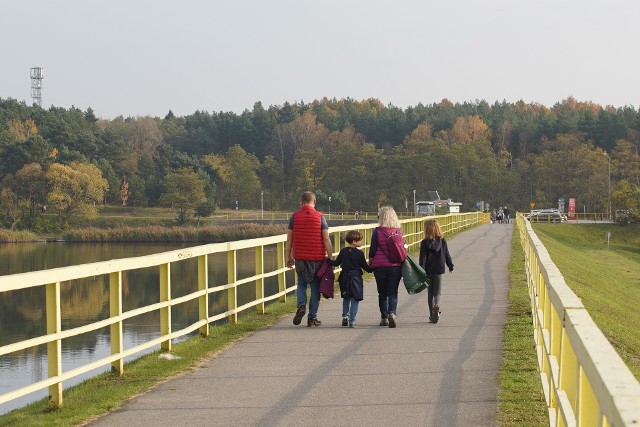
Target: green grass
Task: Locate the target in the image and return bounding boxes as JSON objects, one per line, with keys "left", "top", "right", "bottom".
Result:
{"left": 0, "top": 298, "right": 297, "bottom": 427}
{"left": 498, "top": 228, "right": 548, "bottom": 426}
{"left": 532, "top": 223, "right": 640, "bottom": 379}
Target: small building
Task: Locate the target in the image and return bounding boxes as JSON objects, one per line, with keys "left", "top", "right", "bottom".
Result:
{"left": 415, "top": 201, "right": 435, "bottom": 216}
{"left": 448, "top": 202, "right": 463, "bottom": 213}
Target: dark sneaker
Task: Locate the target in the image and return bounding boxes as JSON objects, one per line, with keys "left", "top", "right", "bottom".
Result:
{"left": 307, "top": 317, "right": 322, "bottom": 327}
{"left": 342, "top": 317, "right": 348, "bottom": 327}
{"left": 379, "top": 318, "right": 389, "bottom": 326}
{"left": 293, "top": 305, "right": 306, "bottom": 325}
{"left": 432, "top": 305, "right": 440, "bottom": 324}
{"left": 388, "top": 313, "right": 396, "bottom": 328}
{"left": 349, "top": 322, "right": 357, "bottom": 328}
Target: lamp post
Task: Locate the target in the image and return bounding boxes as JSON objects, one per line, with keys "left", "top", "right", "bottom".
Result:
{"left": 413, "top": 189, "right": 416, "bottom": 216}
{"left": 328, "top": 196, "right": 331, "bottom": 216}
{"left": 604, "top": 152, "right": 611, "bottom": 220}
{"left": 261, "top": 191, "right": 264, "bottom": 220}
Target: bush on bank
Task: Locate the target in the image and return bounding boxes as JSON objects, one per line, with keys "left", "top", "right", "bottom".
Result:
{"left": 0, "top": 230, "right": 40, "bottom": 242}
{"left": 62, "top": 223, "right": 288, "bottom": 242}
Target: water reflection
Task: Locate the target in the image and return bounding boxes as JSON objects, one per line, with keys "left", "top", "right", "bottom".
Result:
{"left": 0, "top": 242, "right": 289, "bottom": 415}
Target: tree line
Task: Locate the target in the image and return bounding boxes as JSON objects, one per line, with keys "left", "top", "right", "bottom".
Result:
{"left": 1, "top": 96, "right": 639, "bottom": 230}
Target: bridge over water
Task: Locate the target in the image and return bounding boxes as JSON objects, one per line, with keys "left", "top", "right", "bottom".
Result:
{"left": 90, "top": 223, "right": 512, "bottom": 426}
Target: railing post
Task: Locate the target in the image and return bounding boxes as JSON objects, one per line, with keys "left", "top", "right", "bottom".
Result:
{"left": 227, "top": 249, "right": 238, "bottom": 324}
{"left": 277, "top": 241, "right": 287, "bottom": 302}
{"left": 160, "top": 263, "right": 171, "bottom": 351}
{"left": 333, "top": 232, "right": 340, "bottom": 257}
{"left": 255, "top": 246, "right": 265, "bottom": 314}
{"left": 198, "top": 255, "right": 209, "bottom": 336}
{"left": 109, "top": 272, "right": 124, "bottom": 374}
{"left": 46, "top": 281, "right": 62, "bottom": 409}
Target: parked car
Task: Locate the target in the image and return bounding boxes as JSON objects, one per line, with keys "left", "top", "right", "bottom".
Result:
{"left": 529, "top": 209, "right": 566, "bottom": 223}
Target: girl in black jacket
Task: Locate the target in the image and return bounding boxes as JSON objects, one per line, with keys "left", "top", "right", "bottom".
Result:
{"left": 419, "top": 219, "right": 454, "bottom": 323}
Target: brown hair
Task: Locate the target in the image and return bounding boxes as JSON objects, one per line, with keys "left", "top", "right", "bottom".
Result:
{"left": 301, "top": 191, "right": 316, "bottom": 204}
{"left": 424, "top": 219, "right": 443, "bottom": 239}
{"left": 345, "top": 230, "right": 363, "bottom": 244}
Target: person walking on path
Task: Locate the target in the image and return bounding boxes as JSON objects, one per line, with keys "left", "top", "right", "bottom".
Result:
{"left": 285, "top": 191, "right": 333, "bottom": 327}
{"left": 503, "top": 205, "right": 510, "bottom": 224}
{"left": 327, "top": 230, "right": 372, "bottom": 328}
{"left": 419, "top": 219, "right": 454, "bottom": 324}
{"left": 369, "top": 206, "right": 404, "bottom": 328}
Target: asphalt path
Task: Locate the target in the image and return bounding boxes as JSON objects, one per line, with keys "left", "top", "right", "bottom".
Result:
{"left": 90, "top": 222, "right": 513, "bottom": 427}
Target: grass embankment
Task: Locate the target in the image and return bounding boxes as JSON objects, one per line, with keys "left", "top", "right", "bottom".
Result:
{"left": 532, "top": 223, "right": 640, "bottom": 379}
{"left": 498, "top": 228, "right": 548, "bottom": 426}
{"left": 0, "top": 299, "right": 297, "bottom": 427}
{"left": 1, "top": 207, "right": 290, "bottom": 242}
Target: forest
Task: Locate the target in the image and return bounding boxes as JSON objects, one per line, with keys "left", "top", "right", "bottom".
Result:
{"left": 1, "top": 96, "right": 639, "bottom": 230}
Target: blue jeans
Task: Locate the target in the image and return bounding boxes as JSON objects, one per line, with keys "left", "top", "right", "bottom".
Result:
{"left": 342, "top": 298, "right": 360, "bottom": 323}
{"left": 296, "top": 275, "right": 320, "bottom": 319}
{"left": 374, "top": 266, "right": 402, "bottom": 318}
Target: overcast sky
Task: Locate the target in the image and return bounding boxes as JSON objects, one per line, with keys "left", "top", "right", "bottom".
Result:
{"left": 1, "top": 0, "right": 638, "bottom": 119}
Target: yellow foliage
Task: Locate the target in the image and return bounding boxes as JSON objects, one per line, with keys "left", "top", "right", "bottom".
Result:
{"left": 6, "top": 119, "right": 39, "bottom": 141}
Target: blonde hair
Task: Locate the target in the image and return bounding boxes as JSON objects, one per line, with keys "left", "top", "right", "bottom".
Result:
{"left": 378, "top": 206, "right": 400, "bottom": 228}
{"left": 424, "top": 219, "right": 443, "bottom": 239}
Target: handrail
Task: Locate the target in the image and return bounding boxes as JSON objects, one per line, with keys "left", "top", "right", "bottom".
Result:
{"left": 0, "top": 212, "right": 485, "bottom": 410}
{"left": 515, "top": 213, "right": 640, "bottom": 426}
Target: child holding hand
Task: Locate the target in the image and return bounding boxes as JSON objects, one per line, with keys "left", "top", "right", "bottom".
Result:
{"left": 328, "top": 230, "right": 373, "bottom": 328}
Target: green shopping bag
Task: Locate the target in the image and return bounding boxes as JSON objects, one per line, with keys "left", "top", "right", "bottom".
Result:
{"left": 401, "top": 254, "right": 429, "bottom": 294}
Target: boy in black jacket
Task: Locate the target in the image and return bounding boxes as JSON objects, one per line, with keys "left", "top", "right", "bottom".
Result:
{"left": 328, "top": 230, "right": 373, "bottom": 327}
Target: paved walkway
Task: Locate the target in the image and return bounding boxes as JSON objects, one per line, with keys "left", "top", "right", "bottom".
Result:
{"left": 91, "top": 223, "right": 513, "bottom": 427}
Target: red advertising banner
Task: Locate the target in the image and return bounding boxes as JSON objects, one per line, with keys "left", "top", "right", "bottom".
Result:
{"left": 568, "top": 197, "right": 576, "bottom": 220}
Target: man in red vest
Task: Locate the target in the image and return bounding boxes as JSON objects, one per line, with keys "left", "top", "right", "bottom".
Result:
{"left": 285, "top": 191, "right": 333, "bottom": 327}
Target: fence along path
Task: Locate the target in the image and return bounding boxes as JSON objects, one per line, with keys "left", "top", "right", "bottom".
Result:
{"left": 90, "top": 222, "right": 512, "bottom": 426}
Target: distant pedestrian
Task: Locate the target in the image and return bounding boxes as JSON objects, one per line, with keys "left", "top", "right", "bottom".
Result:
{"left": 328, "top": 230, "right": 372, "bottom": 328}
{"left": 503, "top": 206, "right": 510, "bottom": 224}
{"left": 285, "top": 191, "right": 334, "bottom": 327}
{"left": 369, "top": 206, "right": 404, "bottom": 328}
{"left": 419, "top": 219, "right": 454, "bottom": 324}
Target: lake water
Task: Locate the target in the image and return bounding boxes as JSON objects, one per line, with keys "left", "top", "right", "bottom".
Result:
{"left": 0, "top": 242, "right": 286, "bottom": 415}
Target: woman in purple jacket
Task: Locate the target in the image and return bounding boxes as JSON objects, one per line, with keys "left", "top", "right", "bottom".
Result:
{"left": 369, "top": 206, "right": 404, "bottom": 328}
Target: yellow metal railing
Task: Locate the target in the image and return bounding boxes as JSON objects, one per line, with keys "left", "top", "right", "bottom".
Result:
{"left": 0, "top": 213, "right": 485, "bottom": 410}
{"left": 516, "top": 213, "right": 640, "bottom": 426}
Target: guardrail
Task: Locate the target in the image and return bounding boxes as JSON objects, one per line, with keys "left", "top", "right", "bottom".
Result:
{"left": 516, "top": 213, "right": 640, "bottom": 426}
{"left": 0, "top": 212, "right": 485, "bottom": 411}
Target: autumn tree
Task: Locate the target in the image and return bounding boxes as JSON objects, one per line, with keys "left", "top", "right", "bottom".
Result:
{"left": 611, "top": 180, "right": 640, "bottom": 223}
{"left": 159, "top": 167, "right": 205, "bottom": 224}
{"left": 46, "top": 162, "right": 108, "bottom": 225}
{"left": 203, "top": 145, "right": 260, "bottom": 209}
{"left": 120, "top": 178, "right": 131, "bottom": 206}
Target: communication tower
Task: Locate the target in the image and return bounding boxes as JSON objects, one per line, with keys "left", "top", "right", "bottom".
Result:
{"left": 30, "top": 67, "right": 44, "bottom": 107}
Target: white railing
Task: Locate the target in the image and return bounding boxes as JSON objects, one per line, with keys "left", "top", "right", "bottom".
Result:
{"left": 0, "top": 212, "right": 485, "bottom": 411}
{"left": 516, "top": 214, "right": 640, "bottom": 426}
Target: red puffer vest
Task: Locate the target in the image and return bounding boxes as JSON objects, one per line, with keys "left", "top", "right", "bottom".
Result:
{"left": 370, "top": 227, "right": 403, "bottom": 268}
{"left": 292, "top": 205, "right": 326, "bottom": 261}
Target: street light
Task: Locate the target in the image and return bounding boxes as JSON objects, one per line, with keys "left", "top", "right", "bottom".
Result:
{"left": 261, "top": 191, "right": 264, "bottom": 220}
{"left": 604, "top": 151, "right": 611, "bottom": 220}
{"left": 328, "top": 196, "right": 331, "bottom": 215}
{"left": 413, "top": 190, "right": 416, "bottom": 216}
